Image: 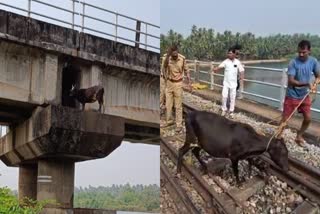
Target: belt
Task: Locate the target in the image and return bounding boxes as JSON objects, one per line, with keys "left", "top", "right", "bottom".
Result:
{"left": 168, "top": 78, "right": 183, "bottom": 83}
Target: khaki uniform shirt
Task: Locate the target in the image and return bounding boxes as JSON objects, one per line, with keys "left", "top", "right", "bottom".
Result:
{"left": 161, "top": 53, "right": 189, "bottom": 81}
{"left": 160, "top": 54, "right": 167, "bottom": 78}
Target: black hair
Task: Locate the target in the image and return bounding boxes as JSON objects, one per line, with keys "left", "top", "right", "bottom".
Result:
{"left": 298, "top": 40, "right": 311, "bottom": 50}
{"left": 164, "top": 44, "right": 179, "bottom": 69}
{"left": 228, "top": 47, "right": 236, "bottom": 53}
{"left": 171, "top": 44, "right": 178, "bottom": 52}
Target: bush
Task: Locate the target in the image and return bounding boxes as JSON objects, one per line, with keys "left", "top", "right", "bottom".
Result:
{"left": 0, "top": 187, "right": 47, "bottom": 214}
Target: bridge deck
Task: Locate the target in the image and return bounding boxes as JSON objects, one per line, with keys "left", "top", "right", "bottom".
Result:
{"left": 0, "top": 9, "right": 160, "bottom": 145}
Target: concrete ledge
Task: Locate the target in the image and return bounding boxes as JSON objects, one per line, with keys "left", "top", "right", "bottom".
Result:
{"left": 0, "top": 10, "right": 160, "bottom": 75}
{"left": 124, "top": 121, "right": 160, "bottom": 145}
{"left": 0, "top": 105, "right": 125, "bottom": 166}
{"left": 0, "top": 97, "right": 36, "bottom": 125}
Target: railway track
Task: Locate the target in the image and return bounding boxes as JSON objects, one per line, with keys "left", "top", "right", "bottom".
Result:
{"left": 160, "top": 101, "right": 320, "bottom": 213}
{"left": 162, "top": 136, "right": 248, "bottom": 214}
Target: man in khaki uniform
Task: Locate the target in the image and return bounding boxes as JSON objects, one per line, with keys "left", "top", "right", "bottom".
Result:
{"left": 160, "top": 54, "right": 167, "bottom": 116}
{"left": 161, "top": 45, "right": 190, "bottom": 133}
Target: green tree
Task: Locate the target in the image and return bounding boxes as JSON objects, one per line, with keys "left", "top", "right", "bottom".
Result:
{"left": 74, "top": 184, "right": 160, "bottom": 212}
{"left": 161, "top": 26, "right": 320, "bottom": 60}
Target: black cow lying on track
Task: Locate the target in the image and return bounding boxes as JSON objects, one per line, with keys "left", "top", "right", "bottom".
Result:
{"left": 69, "top": 85, "right": 105, "bottom": 113}
{"left": 177, "top": 110, "right": 289, "bottom": 184}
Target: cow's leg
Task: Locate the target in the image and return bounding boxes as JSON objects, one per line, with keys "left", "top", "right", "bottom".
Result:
{"left": 192, "top": 147, "right": 207, "bottom": 174}
{"left": 177, "top": 143, "right": 191, "bottom": 173}
{"left": 264, "top": 165, "right": 271, "bottom": 184}
{"left": 231, "top": 160, "right": 240, "bottom": 185}
{"left": 82, "top": 103, "right": 86, "bottom": 111}
{"left": 253, "top": 159, "right": 271, "bottom": 183}
{"left": 247, "top": 158, "right": 254, "bottom": 178}
{"left": 177, "top": 112, "right": 197, "bottom": 173}
{"left": 97, "top": 89, "right": 104, "bottom": 113}
{"left": 98, "top": 100, "right": 104, "bottom": 113}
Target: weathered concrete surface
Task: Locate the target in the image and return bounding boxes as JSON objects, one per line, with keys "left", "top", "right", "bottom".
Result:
{"left": 0, "top": 41, "right": 62, "bottom": 124}
{"left": 77, "top": 60, "right": 159, "bottom": 128}
{"left": 19, "top": 164, "right": 37, "bottom": 201}
{"left": 0, "top": 105, "right": 125, "bottom": 166}
{"left": 0, "top": 9, "right": 159, "bottom": 75}
{"left": 0, "top": 42, "right": 159, "bottom": 138}
{"left": 102, "top": 68, "right": 159, "bottom": 126}
{"left": 125, "top": 121, "right": 159, "bottom": 144}
{"left": 292, "top": 201, "right": 319, "bottom": 214}
{"left": 229, "top": 176, "right": 265, "bottom": 202}
{"left": 0, "top": 42, "right": 59, "bottom": 119}
{"left": 37, "top": 160, "right": 75, "bottom": 208}
{"left": 0, "top": 98, "right": 35, "bottom": 124}
{"left": 0, "top": 10, "right": 160, "bottom": 144}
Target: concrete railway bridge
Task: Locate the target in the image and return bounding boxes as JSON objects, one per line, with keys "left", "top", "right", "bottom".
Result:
{"left": 0, "top": 7, "right": 160, "bottom": 213}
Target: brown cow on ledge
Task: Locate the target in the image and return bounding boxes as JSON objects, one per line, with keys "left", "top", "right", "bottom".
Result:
{"left": 177, "top": 110, "right": 289, "bottom": 185}
{"left": 70, "top": 85, "right": 105, "bottom": 113}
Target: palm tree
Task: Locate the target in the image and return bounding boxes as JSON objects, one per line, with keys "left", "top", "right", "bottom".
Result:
{"left": 161, "top": 26, "right": 320, "bottom": 60}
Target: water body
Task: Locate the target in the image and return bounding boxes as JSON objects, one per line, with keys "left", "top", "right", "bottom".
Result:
{"left": 197, "top": 61, "right": 320, "bottom": 120}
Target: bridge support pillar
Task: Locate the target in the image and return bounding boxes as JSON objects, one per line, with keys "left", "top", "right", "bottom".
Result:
{"left": 0, "top": 105, "right": 125, "bottom": 207}
{"left": 19, "top": 164, "right": 37, "bottom": 201}
{"left": 37, "top": 159, "right": 75, "bottom": 208}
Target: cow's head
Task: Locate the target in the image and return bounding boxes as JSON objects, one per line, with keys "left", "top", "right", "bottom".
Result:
{"left": 69, "top": 84, "right": 77, "bottom": 97}
{"left": 267, "top": 137, "right": 289, "bottom": 171}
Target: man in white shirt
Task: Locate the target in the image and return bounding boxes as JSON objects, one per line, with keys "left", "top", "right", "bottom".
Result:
{"left": 213, "top": 48, "right": 245, "bottom": 118}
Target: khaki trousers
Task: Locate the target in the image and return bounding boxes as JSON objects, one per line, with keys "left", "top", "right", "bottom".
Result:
{"left": 166, "top": 80, "right": 183, "bottom": 128}
{"left": 160, "top": 76, "right": 166, "bottom": 108}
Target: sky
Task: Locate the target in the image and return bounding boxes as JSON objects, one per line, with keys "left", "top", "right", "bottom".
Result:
{"left": 161, "top": 0, "right": 320, "bottom": 37}
{"left": 0, "top": 0, "right": 160, "bottom": 189}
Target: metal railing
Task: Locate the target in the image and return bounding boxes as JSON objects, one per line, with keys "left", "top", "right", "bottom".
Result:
{"left": 0, "top": 0, "right": 160, "bottom": 51}
{"left": 187, "top": 59, "right": 320, "bottom": 114}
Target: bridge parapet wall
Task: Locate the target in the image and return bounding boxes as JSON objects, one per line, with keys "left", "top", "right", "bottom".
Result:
{"left": 0, "top": 9, "right": 160, "bottom": 75}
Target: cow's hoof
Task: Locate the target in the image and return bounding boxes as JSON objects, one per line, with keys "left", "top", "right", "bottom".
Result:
{"left": 175, "top": 172, "right": 182, "bottom": 179}
{"left": 237, "top": 182, "right": 245, "bottom": 189}
{"left": 263, "top": 175, "right": 271, "bottom": 184}
{"left": 175, "top": 168, "right": 182, "bottom": 175}
{"left": 199, "top": 167, "right": 208, "bottom": 175}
